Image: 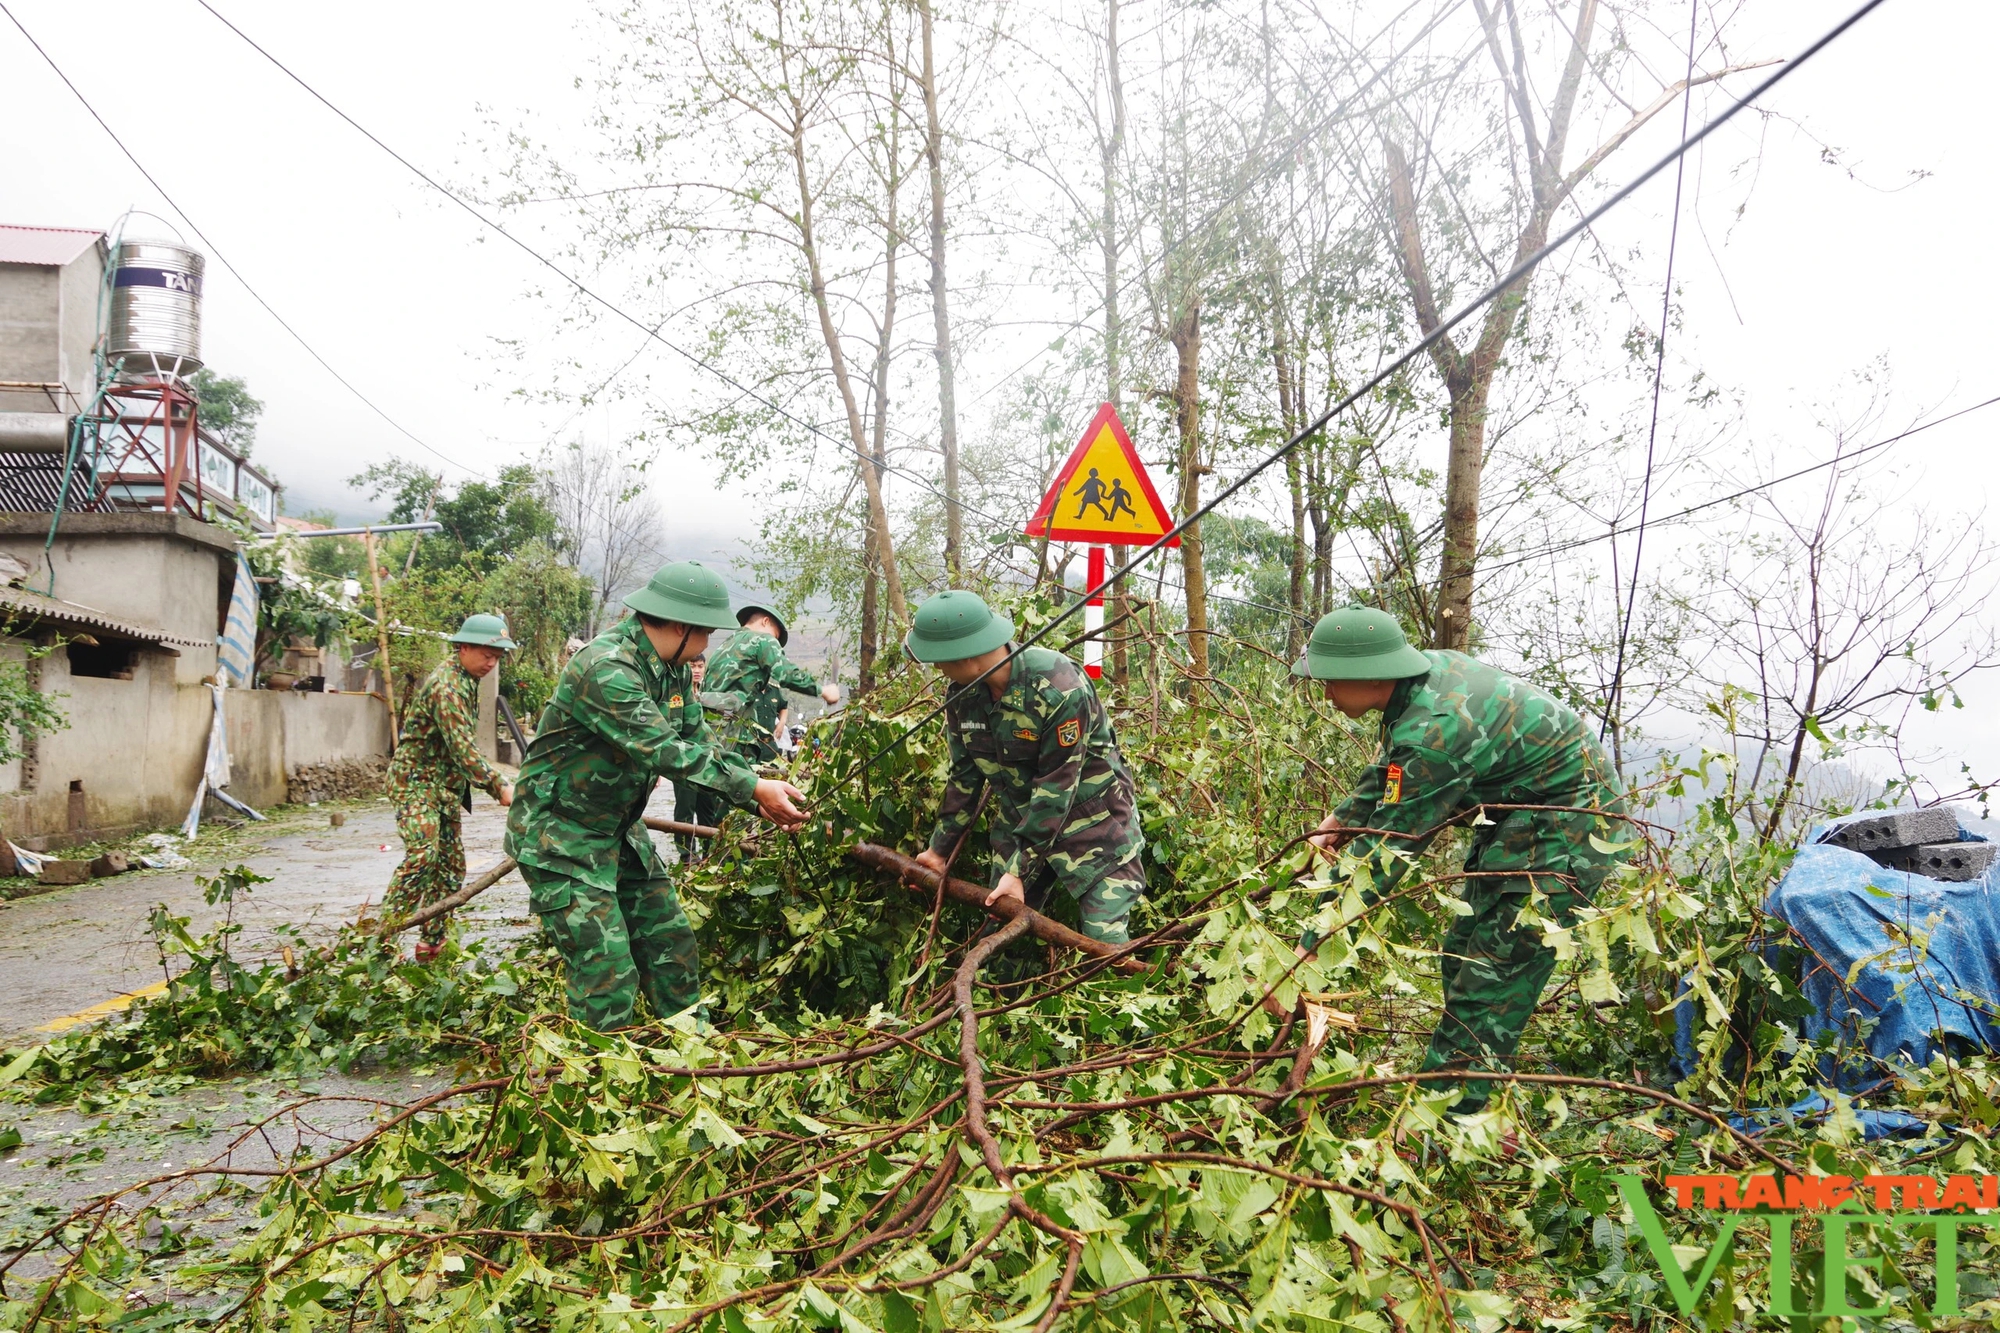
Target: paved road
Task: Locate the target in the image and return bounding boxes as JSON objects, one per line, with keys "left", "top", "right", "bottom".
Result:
{"left": 0, "top": 797, "right": 524, "bottom": 1039}
{"left": 0, "top": 779, "right": 701, "bottom": 1039}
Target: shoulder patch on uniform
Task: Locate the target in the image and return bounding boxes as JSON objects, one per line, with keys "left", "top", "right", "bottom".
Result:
{"left": 1014, "top": 727, "right": 1038, "bottom": 742}
{"left": 1056, "top": 718, "right": 1081, "bottom": 747}
{"left": 1382, "top": 762, "right": 1404, "bottom": 805}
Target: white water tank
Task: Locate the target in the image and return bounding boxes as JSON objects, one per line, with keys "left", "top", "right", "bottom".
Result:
{"left": 106, "top": 239, "right": 204, "bottom": 381}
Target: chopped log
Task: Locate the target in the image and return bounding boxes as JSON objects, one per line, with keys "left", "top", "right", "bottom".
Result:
{"left": 37, "top": 859, "right": 91, "bottom": 886}
{"left": 847, "top": 842, "right": 1149, "bottom": 975}
{"left": 642, "top": 816, "right": 720, "bottom": 839}
{"left": 88, "top": 852, "right": 129, "bottom": 877}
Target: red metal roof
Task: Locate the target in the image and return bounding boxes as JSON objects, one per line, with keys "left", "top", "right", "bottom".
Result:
{"left": 0, "top": 225, "right": 104, "bottom": 267}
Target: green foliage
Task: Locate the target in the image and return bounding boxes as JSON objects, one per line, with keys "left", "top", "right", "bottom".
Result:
{"left": 30, "top": 873, "right": 556, "bottom": 1087}
{"left": 350, "top": 462, "right": 564, "bottom": 575}
{"left": 237, "top": 535, "right": 353, "bottom": 678}
{"left": 478, "top": 539, "right": 596, "bottom": 717}
{"left": 0, "top": 623, "right": 67, "bottom": 765}
{"left": 188, "top": 369, "right": 263, "bottom": 457}
{"left": 5, "top": 620, "right": 1998, "bottom": 1332}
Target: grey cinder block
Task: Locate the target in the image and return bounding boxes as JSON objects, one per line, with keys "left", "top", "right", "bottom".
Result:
{"left": 1877, "top": 841, "right": 1998, "bottom": 882}
{"left": 1820, "top": 808, "right": 1961, "bottom": 853}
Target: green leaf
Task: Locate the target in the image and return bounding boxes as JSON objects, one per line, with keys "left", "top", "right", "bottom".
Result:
{"left": 0, "top": 1046, "right": 39, "bottom": 1086}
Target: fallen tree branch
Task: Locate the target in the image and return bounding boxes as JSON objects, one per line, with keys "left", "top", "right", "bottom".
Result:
{"left": 849, "top": 842, "right": 1150, "bottom": 975}
{"left": 379, "top": 817, "right": 724, "bottom": 936}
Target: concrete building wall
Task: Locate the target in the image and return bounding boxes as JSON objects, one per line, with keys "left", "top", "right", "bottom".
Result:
{"left": 0, "top": 515, "right": 391, "bottom": 847}
{"left": 0, "top": 514, "right": 231, "bottom": 684}
{"left": 0, "top": 266, "right": 60, "bottom": 388}
{"left": 57, "top": 250, "right": 99, "bottom": 407}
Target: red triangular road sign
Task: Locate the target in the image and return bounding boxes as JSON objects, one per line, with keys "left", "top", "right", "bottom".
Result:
{"left": 1024, "top": 403, "right": 1179, "bottom": 547}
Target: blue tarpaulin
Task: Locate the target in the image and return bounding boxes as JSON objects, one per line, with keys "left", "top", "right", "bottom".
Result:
{"left": 1669, "top": 809, "right": 1997, "bottom": 1139}
{"left": 1773, "top": 809, "right": 2000, "bottom": 1074}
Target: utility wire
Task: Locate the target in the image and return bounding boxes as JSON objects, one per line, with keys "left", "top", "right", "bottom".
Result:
{"left": 0, "top": 1, "right": 485, "bottom": 484}
{"left": 1473, "top": 393, "right": 2000, "bottom": 581}
{"left": 1603, "top": 0, "right": 1701, "bottom": 743}
{"left": 819, "top": 0, "right": 1894, "bottom": 796}
{"left": 190, "top": 0, "right": 1002, "bottom": 533}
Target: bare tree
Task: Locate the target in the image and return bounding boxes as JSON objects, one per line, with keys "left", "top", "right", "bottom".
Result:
{"left": 1697, "top": 419, "right": 1998, "bottom": 840}
{"left": 1376, "top": 0, "right": 1769, "bottom": 649}
{"left": 540, "top": 441, "right": 663, "bottom": 633}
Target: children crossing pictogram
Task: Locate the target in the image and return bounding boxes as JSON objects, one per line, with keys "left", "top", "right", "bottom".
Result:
{"left": 1024, "top": 402, "right": 1178, "bottom": 547}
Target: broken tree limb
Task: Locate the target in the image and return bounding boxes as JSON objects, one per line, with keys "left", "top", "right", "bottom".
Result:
{"left": 380, "top": 857, "right": 518, "bottom": 937}
{"left": 379, "top": 818, "right": 723, "bottom": 937}
{"left": 643, "top": 816, "right": 722, "bottom": 840}
{"left": 847, "top": 842, "right": 1149, "bottom": 976}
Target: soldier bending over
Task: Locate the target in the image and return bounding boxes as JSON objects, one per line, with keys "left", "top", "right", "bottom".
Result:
{"left": 1292, "top": 606, "right": 1630, "bottom": 1111}
{"left": 907, "top": 592, "right": 1146, "bottom": 945}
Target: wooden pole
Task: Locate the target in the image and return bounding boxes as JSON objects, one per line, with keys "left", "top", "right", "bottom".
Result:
{"left": 364, "top": 529, "right": 397, "bottom": 749}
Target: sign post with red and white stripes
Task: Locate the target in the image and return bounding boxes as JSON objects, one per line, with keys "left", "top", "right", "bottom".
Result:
{"left": 1024, "top": 403, "right": 1178, "bottom": 681}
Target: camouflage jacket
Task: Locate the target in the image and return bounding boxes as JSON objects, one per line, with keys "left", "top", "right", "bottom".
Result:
{"left": 928, "top": 646, "right": 1142, "bottom": 891}
{"left": 702, "top": 629, "right": 820, "bottom": 747}
{"left": 386, "top": 660, "right": 504, "bottom": 805}
{"left": 1332, "top": 650, "right": 1627, "bottom": 888}
{"left": 505, "top": 617, "right": 759, "bottom": 900}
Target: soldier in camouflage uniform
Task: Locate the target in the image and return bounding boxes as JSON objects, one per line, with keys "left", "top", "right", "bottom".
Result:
{"left": 1293, "top": 607, "right": 1629, "bottom": 1111}
{"left": 678, "top": 605, "right": 840, "bottom": 845}
{"left": 384, "top": 613, "right": 515, "bottom": 960}
{"left": 907, "top": 592, "right": 1146, "bottom": 944}
{"left": 505, "top": 562, "right": 809, "bottom": 1030}
{"left": 701, "top": 604, "right": 841, "bottom": 763}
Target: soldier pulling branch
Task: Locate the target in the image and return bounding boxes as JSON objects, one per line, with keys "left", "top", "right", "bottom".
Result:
{"left": 1289, "top": 606, "right": 1632, "bottom": 1112}
{"left": 903, "top": 591, "right": 1148, "bottom": 947}
{"left": 504, "top": 561, "right": 809, "bottom": 1031}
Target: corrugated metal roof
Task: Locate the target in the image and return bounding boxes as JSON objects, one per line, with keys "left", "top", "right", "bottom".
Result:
{"left": 0, "top": 584, "right": 209, "bottom": 650}
{"left": 0, "top": 225, "right": 104, "bottom": 268}
{"left": 0, "top": 454, "right": 107, "bottom": 514}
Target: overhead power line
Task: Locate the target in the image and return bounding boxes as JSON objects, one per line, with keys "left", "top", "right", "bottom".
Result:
{"left": 817, "top": 0, "right": 1894, "bottom": 791}
{"left": 0, "top": 0, "right": 484, "bottom": 483}
{"left": 1474, "top": 393, "right": 2000, "bottom": 581}
{"left": 1604, "top": 0, "right": 1704, "bottom": 739}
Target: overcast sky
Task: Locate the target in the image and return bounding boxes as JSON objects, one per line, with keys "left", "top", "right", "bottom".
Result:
{"left": 3, "top": 0, "right": 1995, "bottom": 787}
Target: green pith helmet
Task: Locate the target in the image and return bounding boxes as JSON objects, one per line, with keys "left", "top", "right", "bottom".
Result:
{"left": 622, "top": 560, "right": 736, "bottom": 629}
{"left": 737, "top": 603, "right": 789, "bottom": 647}
{"left": 449, "top": 613, "right": 517, "bottom": 651}
{"left": 904, "top": 591, "right": 1012, "bottom": 664}
{"left": 1293, "top": 606, "right": 1431, "bottom": 681}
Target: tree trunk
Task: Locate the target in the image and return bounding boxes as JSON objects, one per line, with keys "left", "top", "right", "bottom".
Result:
{"left": 861, "top": 12, "right": 904, "bottom": 695}
{"left": 916, "top": 0, "right": 962, "bottom": 581}
{"left": 1101, "top": 0, "right": 1129, "bottom": 686}
{"left": 1270, "top": 294, "right": 1307, "bottom": 655}
{"left": 789, "top": 95, "right": 908, "bottom": 625}
{"left": 859, "top": 557, "right": 879, "bottom": 696}
{"left": 1170, "top": 300, "right": 1207, "bottom": 678}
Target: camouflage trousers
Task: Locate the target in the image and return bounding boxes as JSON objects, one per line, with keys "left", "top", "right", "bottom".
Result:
{"left": 385, "top": 791, "right": 464, "bottom": 946}
{"left": 522, "top": 845, "right": 701, "bottom": 1031}
{"left": 1421, "top": 867, "right": 1601, "bottom": 1113}
{"left": 1028, "top": 854, "right": 1147, "bottom": 945}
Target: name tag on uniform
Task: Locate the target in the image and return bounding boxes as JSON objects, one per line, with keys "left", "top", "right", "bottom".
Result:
{"left": 1383, "top": 763, "right": 1404, "bottom": 804}
{"left": 961, "top": 721, "right": 987, "bottom": 732}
